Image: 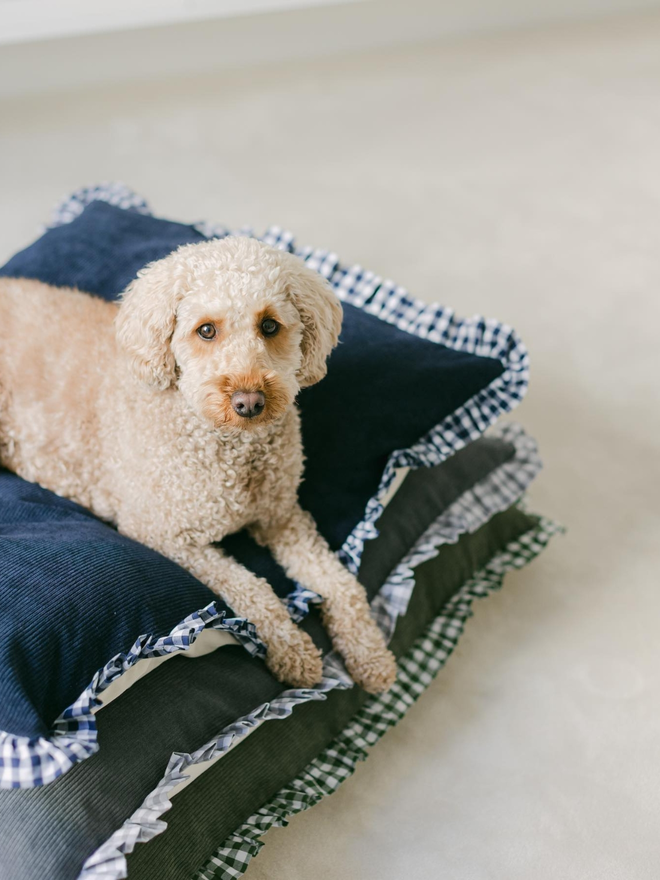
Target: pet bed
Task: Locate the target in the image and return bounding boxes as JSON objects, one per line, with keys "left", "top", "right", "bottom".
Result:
{"left": 0, "top": 185, "right": 560, "bottom": 879}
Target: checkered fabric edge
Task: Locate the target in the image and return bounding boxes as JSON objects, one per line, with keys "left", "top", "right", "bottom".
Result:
{"left": 0, "top": 606, "right": 264, "bottom": 790}
{"left": 190, "top": 514, "right": 562, "bottom": 880}
{"left": 78, "top": 422, "right": 544, "bottom": 880}
{"left": 44, "top": 182, "right": 151, "bottom": 230}
{"left": 2, "top": 181, "right": 530, "bottom": 791}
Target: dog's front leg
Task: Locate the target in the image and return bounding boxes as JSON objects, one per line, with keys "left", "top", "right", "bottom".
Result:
{"left": 253, "top": 506, "right": 397, "bottom": 694}
{"left": 160, "top": 542, "right": 323, "bottom": 688}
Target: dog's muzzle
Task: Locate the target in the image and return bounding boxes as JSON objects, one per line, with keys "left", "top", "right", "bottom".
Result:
{"left": 231, "top": 390, "right": 265, "bottom": 419}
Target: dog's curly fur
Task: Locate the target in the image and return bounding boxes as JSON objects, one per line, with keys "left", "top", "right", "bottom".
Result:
{"left": 0, "top": 237, "right": 396, "bottom": 693}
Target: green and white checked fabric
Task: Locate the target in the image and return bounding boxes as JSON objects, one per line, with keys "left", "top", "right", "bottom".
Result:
{"left": 193, "top": 513, "right": 562, "bottom": 880}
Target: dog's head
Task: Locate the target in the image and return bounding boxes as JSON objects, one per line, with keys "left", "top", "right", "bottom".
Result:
{"left": 115, "top": 237, "right": 342, "bottom": 430}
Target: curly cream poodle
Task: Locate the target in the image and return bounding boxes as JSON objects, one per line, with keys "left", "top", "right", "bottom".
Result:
{"left": 0, "top": 237, "right": 396, "bottom": 693}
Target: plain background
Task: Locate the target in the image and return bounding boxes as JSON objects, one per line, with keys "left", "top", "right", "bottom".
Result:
{"left": 1, "top": 2, "right": 660, "bottom": 877}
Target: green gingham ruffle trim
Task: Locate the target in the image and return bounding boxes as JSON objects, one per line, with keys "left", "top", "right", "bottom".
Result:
{"left": 193, "top": 513, "right": 563, "bottom": 880}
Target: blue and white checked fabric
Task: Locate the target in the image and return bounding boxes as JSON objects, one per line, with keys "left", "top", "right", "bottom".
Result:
{"left": 370, "top": 421, "right": 542, "bottom": 635}
{"left": 0, "top": 606, "right": 263, "bottom": 790}
{"left": 44, "top": 182, "right": 151, "bottom": 230}
{"left": 2, "top": 182, "right": 531, "bottom": 793}
{"left": 79, "top": 422, "right": 545, "bottom": 880}
{"left": 284, "top": 587, "right": 324, "bottom": 623}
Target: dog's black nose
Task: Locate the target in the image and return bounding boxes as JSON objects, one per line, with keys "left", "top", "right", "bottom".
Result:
{"left": 231, "top": 391, "right": 265, "bottom": 418}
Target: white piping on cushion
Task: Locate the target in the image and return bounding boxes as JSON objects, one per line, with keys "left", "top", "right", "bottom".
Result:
{"left": 0, "top": 607, "right": 264, "bottom": 789}
{"left": 97, "top": 629, "right": 238, "bottom": 709}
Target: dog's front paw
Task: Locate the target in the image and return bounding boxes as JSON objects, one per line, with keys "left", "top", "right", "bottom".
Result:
{"left": 345, "top": 641, "right": 397, "bottom": 695}
{"left": 330, "top": 611, "right": 397, "bottom": 694}
{"left": 265, "top": 627, "right": 324, "bottom": 689}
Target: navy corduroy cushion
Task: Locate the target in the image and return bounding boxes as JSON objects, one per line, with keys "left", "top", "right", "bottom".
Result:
{"left": 0, "top": 200, "right": 503, "bottom": 743}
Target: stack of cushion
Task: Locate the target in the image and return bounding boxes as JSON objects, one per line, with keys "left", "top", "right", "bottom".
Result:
{"left": 0, "top": 185, "right": 560, "bottom": 880}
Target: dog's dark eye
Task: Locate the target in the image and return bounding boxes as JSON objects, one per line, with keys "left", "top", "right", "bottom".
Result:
{"left": 197, "top": 323, "right": 216, "bottom": 340}
{"left": 261, "top": 318, "right": 279, "bottom": 337}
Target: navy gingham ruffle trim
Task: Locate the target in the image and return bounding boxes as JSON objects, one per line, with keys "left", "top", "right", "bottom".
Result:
{"left": 0, "top": 607, "right": 263, "bottom": 789}
{"left": 0, "top": 182, "right": 529, "bottom": 791}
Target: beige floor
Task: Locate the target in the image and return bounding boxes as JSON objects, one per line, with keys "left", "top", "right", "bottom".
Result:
{"left": 2, "top": 11, "right": 660, "bottom": 880}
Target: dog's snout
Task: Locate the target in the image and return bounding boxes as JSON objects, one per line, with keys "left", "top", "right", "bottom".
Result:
{"left": 231, "top": 390, "right": 265, "bottom": 418}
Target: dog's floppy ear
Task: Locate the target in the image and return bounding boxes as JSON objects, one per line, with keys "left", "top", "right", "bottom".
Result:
{"left": 115, "top": 254, "right": 183, "bottom": 389}
{"left": 284, "top": 255, "right": 343, "bottom": 388}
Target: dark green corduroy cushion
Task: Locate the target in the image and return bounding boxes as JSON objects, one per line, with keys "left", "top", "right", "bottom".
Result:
{"left": 126, "top": 506, "right": 538, "bottom": 880}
